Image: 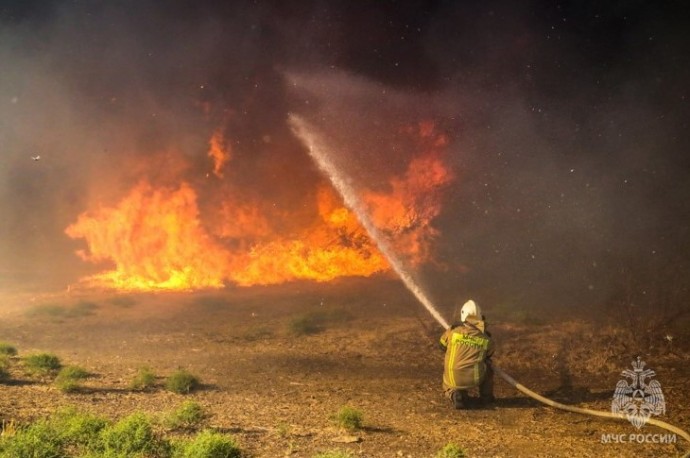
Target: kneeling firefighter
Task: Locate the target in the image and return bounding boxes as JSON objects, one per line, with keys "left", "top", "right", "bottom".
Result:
{"left": 440, "top": 299, "right": 495, "bottom": 409}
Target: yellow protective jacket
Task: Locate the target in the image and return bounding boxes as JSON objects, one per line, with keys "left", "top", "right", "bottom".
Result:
{"left": 440, "top": 318, "right": 494, "bottom": 391}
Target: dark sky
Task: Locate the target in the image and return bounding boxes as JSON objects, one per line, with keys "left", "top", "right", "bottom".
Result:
{"left": 1, "top": 0, "right": 689, "bottom": 314}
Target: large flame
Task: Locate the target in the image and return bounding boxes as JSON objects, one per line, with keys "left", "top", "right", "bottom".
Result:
{"left": 64, "top": 181, "right": 229, "bottom": 290}
{"left": 65, "top": 122, "right": 453, "bottom": 291}
{"left": 364, "top": 122, "right": 453, "bottom": 265}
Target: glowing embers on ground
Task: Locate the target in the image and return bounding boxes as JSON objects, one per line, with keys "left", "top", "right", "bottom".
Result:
{"left": 65, "top": 122, "right": 454, "bottom": 291}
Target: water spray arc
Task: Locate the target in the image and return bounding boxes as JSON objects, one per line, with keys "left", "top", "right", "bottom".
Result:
{"left": 289, "top": 114, "right": 450, "bottom": 330}
{"left": 290, "top": 114, "right": 690, "bottom": 457}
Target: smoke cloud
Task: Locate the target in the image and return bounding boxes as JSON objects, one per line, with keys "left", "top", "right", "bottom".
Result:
{"left": 1, "top": 1, "right": 688, "bottom": 314}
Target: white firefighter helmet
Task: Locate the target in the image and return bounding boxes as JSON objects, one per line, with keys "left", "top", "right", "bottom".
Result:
{"left": 460, "top": 299, "right": 482, "bottom": 322}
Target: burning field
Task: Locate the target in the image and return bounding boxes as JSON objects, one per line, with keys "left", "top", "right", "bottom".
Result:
{"left": 2, "top": 1, "right": 690, "bottom": 457}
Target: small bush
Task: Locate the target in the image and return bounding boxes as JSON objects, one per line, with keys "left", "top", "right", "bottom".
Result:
{"left": 164, "top": 401, "right": 206, "bottom": 430}
{"left": 0, "top": 343, "right": 17, "bottom": 356}
{"left": 52, "top": 408, "right": 107, "bottom": 448}
{"left": 166, "top": 369, "right": 200, "bottom": 394}
{"left": 174, "top": 429, "right": 241, "bottom": 458}
{"left": 0, "top": 356, "right": 9, "bottom": 382}
{"left": 25, "top": 302, "right": 98, "bottom": 319}
{"left": 55, "top": 378, "right": 82, "bottom": 393}
{"left": 54, "top": 365, "right": 90, "bottom": 393}
{"left": 436, "top": 442, "right": 467, "bottom": 458}
{"left": 288, "top": 315, "right": 321, "bottom": 336}
{"left": 23, "top": 353, "right": 61, "bottom": 376}
{"left": 242, "top": 325, "right": 273, "bottom": 341}
{"left": 58, "top": 365, "right": 89, "bottom": 380}
{"left": 312, "top": 450, "right": 355, "bottom": 458}
{"left": 100, "top": 412, "right": 167, "bottom": 456}
{"left": 0, "top": 408, "right": 109, "bottom": 457}
{"left": 0, "top": 417, "right": 64, "bottom": 458}
{"left": 130, "top": 366, "right": 157, "bottom": 391}
{"left": 332, "top": 406, "right": 363, "bottom": 431}
{"left": 275, "top": 421, "right": 290, "bottom": 438}
{"left": 108, "top": 296, "right": 137, "bottom": 308}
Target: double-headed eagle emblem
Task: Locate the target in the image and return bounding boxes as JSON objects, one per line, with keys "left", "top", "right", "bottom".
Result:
{"left": 611, "top": 357, "right": 665, "bottom": 429}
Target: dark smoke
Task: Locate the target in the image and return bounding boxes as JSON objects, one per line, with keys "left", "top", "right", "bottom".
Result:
{"left": 1, "top": 1, "right": 688, "bottom": 317}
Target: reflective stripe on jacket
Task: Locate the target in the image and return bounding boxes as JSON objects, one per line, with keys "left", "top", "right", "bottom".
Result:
{"left": 440, "top": 319, "right": 494, "bottom": 390}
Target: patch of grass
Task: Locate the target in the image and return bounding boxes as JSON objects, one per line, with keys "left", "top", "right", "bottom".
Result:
{"left": 0, "top": 409, "right": 244, "bottom": 458}
{"left": 312, "top": 450, "right": 355, "bottom": 458}
{"left": 275, "top": 421, "right": 291, "bottom": 438}
{"left": 54, "top": 365, "right": 90, "bottom": 393}
{"left": 288, "top": 309, "right": 353, "bottom": 336}
{"left": 58, "top": 365, "right": 89, "bottom": 379}
{"left": 71, "top": 301, "right": 99, "bottom": 317}
{"left": 99, "top": 412, "right": 168, "bottom": 456}
{"left": 55, "top": 378, "right": 81, "bottom": 393}
{"left": 108, "top": 296, "right": 137, "bottom": 308}
{"left": 26, "top": 304, "right": 65, "bottom": 318}
{"left": 165, "top": 369, "right": 200, "bottom": 394}
{"left": 193, "top": 296, "right": 229, "bottom": 311}
{"left": 0, "top": 343, "right": 17, "bottom": 356}
{"left": 242, "top": 325, "right": 273, "bottom": 341}
{"left": 288, "top": 314, "right": 322, "bottom": 336}
{"left": 0, "top": 355, "right": 10, "bottom": 381}
{"left": 0, "top": 417, "right": 64, "bottom": 458}
{"left": 52, "top": 408, "right": 107, "bottom": 449}
{"left": 332, "top": 406, "right": 363, "bottom": 431}
{"left": 23, "top": 353, "right": 61, "bottom": 376}
{"left": 436, "top": 442, "right": 466, "bottom": 458}
{"left": 173, "top": 429, "right": 241, "bottom": 458}
{"left": 130, "top": 366, "right": 157, "bottom": 391}
{"left": 0, "top": 419, "right": 17, "bottom": 438}
{"left": 26, "top": 302, "right": 98, "bottom": 319}
{"left": 164, "top": 401, "right": 206, "bottom": 430}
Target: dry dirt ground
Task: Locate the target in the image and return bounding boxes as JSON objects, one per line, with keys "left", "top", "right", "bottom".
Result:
{"left": 1, "top": 278, "right": 689, "bottom": 457}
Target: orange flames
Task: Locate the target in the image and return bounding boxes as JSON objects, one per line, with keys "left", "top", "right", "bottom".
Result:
{"left": 364, "top": 123, "right": 453, "bottom": 265}
{"left": 65, "top": 122, "right": 453, "bottom": 291}
{"left": 65, "top": 181, "right": 230, "bottom": 290}
{"left": 207, "top": 129, "right": 231, "bottom": 178}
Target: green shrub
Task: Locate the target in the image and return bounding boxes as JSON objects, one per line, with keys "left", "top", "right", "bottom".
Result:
{"left": 58, "top": 365, "right": 89, "bottom": 380}
{"left": 166, "top": 369, "right": 200, "bottom": 394}
{"left": 436, "top": 442, "right": 466, "bottom": 458}
{"left": 0, "top": 411, "right": 247, "bottom": 458}
{"left": 312, "top": 450, "right": 355, "bottom": 458}
{"left": 130, "top": 366, "right": 157, "bottom": 391}
{"left": 0, "top": 343, "right": 17, "bottom": 356}
{"left": 54, "top": 365, "right": 90, "bottom": 393}
{"left": 0, "top": 356, "right": 9, "bottom": 382}
{"left": 55, "top": 378, "right": 82, "bottom": 393}
{"left": 0, "top": 408, "right": 111, "bottom": 457}
{"left": 23, "top": 353, "right": 61, "bottom": 376}
{"left": 108, "top": 296, "right": 137, "bottom": 308}
{"left": 0, "top": 417, "right": 63, "bottom": 458}
{"left": 242, "top": 325, "right": 273, "bottom": 341}
{"left": 26, "top": 302, "right": 98, "bottom": 319}
{"left": 288, "top": 309, "right": 352, "bottom": 336}
{"left": 288, "top": 315, "right": 322, "bottom": 336}
{"left": 332, "top": 406, "right": 363, "bottom": 431}
{"left": 173, "top": 429, "right": 241, "bottom": 458}
{"left": 164, "top": 401, "right": 206, "bottom": 430}
{"left": 99, "top": 412, "right": 167, "bottom": 456}
{"left": 52, "top": 408, "right": 107, "bottom": 448}
{"left": 275, "top": 421, "right": 290, "bottom": 438}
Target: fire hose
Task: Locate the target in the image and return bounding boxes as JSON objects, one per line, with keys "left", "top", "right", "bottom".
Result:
{"left": 491, "top": 362, "right": 690, "bottom": 457}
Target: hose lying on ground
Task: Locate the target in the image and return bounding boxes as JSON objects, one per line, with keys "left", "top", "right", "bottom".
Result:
{"left": 492, "top": 364, "right": 690, "bottom": 458}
